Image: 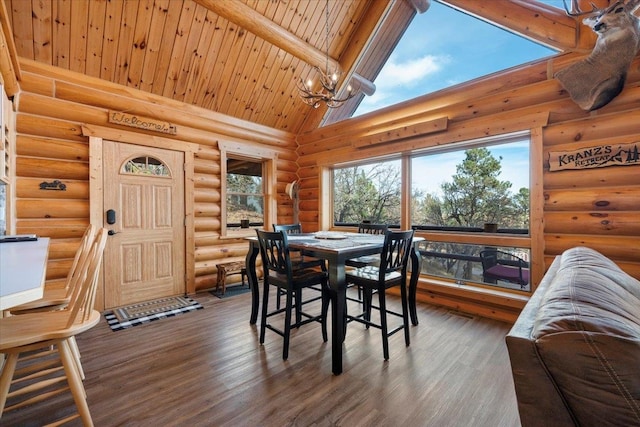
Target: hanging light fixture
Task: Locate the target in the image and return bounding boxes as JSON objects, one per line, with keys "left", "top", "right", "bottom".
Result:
{"left": 297, "top": 0, "right": 356, "bottom": 108}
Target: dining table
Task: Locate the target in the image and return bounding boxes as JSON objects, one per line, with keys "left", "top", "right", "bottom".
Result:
{"left": 245, "top": 231, "right": 423, "bottom": 375}
{"left": 0, "top": 237, "right": 50, "bottom": 311}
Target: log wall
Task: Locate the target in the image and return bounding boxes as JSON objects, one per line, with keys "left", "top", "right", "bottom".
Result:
{"left": 296, "top": 51, "right": 640, "bottom": 321}
{"left": 5, "top": 50, "right": 640, "bottom": 321}
{"left": 12, "top": 60, "right": 298, "bottom": 308}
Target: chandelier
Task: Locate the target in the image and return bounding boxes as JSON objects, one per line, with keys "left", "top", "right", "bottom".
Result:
{"left": 297, "top": 0, "right": 356, "bottom": 108}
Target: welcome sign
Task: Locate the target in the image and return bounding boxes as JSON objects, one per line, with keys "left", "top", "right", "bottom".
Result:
{"left": 109, "top": 111, "right": 177, "bottom": 135}
{"left": 549, "top": 141, "right": 640, "bottom": 171}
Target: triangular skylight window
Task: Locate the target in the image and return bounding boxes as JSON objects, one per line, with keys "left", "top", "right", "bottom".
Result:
{"left": 352, "top": 0, "right": 558, "bottom": 117}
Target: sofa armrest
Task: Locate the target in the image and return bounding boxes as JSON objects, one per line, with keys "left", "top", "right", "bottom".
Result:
{"left": 505, "top": 256, "right": 576, "bottom": 427}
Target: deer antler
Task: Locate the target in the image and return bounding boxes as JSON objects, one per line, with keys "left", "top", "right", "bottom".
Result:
{"left": 562, "top": 0, "right": 601, "bottom": 16}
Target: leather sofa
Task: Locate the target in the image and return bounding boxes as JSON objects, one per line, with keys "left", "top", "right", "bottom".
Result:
{"left": 506, "top": 246, "right": 640, "bottom": 427}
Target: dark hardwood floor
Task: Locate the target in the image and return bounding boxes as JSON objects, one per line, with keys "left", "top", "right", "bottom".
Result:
{"left": 2, "top": 287, "right": 522, "bottom": 426}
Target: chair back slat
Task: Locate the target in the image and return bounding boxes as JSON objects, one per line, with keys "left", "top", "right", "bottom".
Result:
{"left": 66, "top": 228, "right": 108, "bottom": 328}
{"left": 63, "top": 224, "right": 97, "bottom": 296}
{"left": 379, "top": 230, "right": 414, "bottom": 278}
{"left": 358, "top": 223, "right": 388, "bottom": 235}
{"left": 480, "top": 250, "right": 499, "bottom": 269}
{"left": 273, "top": 223, "right": 302, "bottom": 235}
{"left": 257, "top": 230, "right": 293, "bottom": 278}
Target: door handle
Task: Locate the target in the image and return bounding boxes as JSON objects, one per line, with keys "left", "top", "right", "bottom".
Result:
{"left": 108, "top": 230, "right": 118, "bottom": 236}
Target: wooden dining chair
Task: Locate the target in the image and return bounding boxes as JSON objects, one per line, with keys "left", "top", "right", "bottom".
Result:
{"left": 345, "top": 223, "right": 388, "bottom": 305}
{"left": 272, "top": 223, "right": 326, "bottom": 312}
{"left": 9, "top": 224, "right": 98, "bottom": 382}
{"left": 0, "top": 228, "right": 108, "bottom": 426}
{"left": 9, "top": 224, "right": 97, "bottom": 315}
{"left": 272, "top": 223, "right": 325, "bottom": 268}
{"left": 344, "top": 229, "right": 414, "bottom": 360}
{"left": 256, "top": 229, "right": 329, "bottom": 360}
{"left": 346, "top": 222, "right": 389, "bottom": 268}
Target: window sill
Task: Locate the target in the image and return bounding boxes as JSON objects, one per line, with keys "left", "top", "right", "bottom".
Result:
{"left": 415, "top": 276, "right": 530, "bottom": 322}
{"left": 220, "top": 230, "right": 257, "bottom": 239}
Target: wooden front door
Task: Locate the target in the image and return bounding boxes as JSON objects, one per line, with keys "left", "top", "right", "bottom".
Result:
{"left": 103, "top": 141, "right": 185, "bottom": 308}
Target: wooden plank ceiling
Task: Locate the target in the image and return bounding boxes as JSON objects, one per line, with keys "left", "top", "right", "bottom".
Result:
{"left": 3, "top": 0, "right": 582, "bottom": 135}
{"left": 4, "top": 0, "right": 396, "bottom": 134}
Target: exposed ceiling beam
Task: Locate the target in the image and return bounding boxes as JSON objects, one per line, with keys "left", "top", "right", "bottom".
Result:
{"left": 193, "top": 0, "right": 342, "bottom": 72}
{"left": 0, "top": 0, "right": 21, "bottom": 96}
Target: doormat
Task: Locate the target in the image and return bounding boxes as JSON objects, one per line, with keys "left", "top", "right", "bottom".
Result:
{"left": 210, "top": 284, "right": 251, "bottom": 299}
{"left": 103, "top": 296, "right": 203, "bottom": 331}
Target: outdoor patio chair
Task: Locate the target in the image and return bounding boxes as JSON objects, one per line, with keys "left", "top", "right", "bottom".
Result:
{"left": 480, "top": 249, "right": 530, "bottom": 289}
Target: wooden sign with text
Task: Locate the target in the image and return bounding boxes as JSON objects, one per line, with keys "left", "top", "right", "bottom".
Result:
{"left": 108, "top": 111, "right": 177, "bottom": 135}
{"left": 549, "top": 141, "right": 639, "bottom": 171}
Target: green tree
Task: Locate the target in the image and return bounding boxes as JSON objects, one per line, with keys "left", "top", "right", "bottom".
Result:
{"left": 226, "top": 172, "right": 263, "bottom": 223}
{"left": 439, "top": 148, "right": 513, "bottom": 227}
{"left": 413, "top": 148, "right": 529, "bottom": 280}
{"left": 333, "top": 163, "right": 401, "bottom": 224}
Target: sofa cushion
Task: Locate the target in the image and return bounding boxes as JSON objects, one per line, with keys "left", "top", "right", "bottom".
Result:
{"left": 533, "top": 247, "right": 640, "bottom": 338}
{"left": 531, "top": 247, "right": 640, "bottom": 426}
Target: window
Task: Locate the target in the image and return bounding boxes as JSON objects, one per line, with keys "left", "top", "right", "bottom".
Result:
{"left": 123, "top": 156, "right": 171, "bottom": 177}
{"left": 331, "top": 132, "right": 531, "bottom": 292}
{"left": 351, "top": 1, "right": 555, "bottom": 118}
{"left": 219, "top": 141, "right": 277, "bottom": 237}
{"left": 418, "top": 241, "right": 531, "bottom": 292}
{"left": 411, "top": 138, "right": 529, "bottom": 233}
{"left": 333, "top": 158, "right": 401, "bottom": 226}
{"left": 226, "top": 157, "right": 264, "bottom": 229}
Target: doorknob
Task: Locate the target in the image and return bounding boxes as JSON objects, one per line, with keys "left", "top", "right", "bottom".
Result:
{"left": 108, "top": 230, "right": 118, "bottom": 236}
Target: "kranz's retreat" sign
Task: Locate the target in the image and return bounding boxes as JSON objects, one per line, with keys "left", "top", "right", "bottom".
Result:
{"left": 108, "top": 111, "right": 177, "bottom": 135}
{"left": 549, "top": 141, "right": 639, "bottom": 171}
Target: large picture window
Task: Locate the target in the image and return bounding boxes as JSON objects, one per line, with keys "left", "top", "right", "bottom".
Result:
{"left": 331, "top": 132, "right": 531, "bottom": 292}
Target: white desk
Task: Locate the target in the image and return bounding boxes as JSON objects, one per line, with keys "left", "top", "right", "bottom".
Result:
{"left": 0, "top": 238, "right": 50, "bottom": 311}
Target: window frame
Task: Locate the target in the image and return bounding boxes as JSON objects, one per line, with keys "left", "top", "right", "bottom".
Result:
{"left": 218, "top": 141, "right": 277, "bottom": 238}
{"left": 225, "top": 157, "right": 264, "bottom": 229}
{"left": 326, "top": 130, "right": 542, "bottom": 294}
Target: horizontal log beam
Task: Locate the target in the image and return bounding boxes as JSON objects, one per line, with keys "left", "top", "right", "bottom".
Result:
{"left": 544, "top": 234, "right": 640, "bottom": 263}
{"left": 544, "top": 186, "right": 640, "bottom": 211}
{"left": 544, "top": 211, "right": 640, "bottom": 236}
{"left": 353, "top": 116, "right": 448, "bottom": 148}
{"left": 19, "top": 59, "right": 296, "bottom": 147}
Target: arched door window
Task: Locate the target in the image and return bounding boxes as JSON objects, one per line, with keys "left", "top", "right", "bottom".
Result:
{"left": 122, "top": 156, "right": 171, "bottom": 177}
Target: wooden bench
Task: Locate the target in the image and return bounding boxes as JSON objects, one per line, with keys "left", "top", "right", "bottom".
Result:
{"left": 215, "top": 261, "right": 247, "bottom": 295}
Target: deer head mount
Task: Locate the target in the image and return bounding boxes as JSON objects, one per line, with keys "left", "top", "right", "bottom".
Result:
{"left": 555, "top": 0, "right": 640, "bottom": 110}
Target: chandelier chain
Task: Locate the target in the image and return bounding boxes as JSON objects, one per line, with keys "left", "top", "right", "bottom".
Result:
{"left": 296, "top": 0, "right": 355, "bottom": 109}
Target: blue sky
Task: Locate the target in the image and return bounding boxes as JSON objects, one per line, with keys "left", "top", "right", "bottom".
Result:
{"left": 353, "top": 0, "right": 564, "bottom": 195}
{"left": 354, "top": 0, "right": 559, "bottom": 116}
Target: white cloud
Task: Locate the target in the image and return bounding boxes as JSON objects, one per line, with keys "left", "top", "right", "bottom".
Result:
{"left": 376, "top": 54, "right": 449, "bottom": 89}
{"left": 353, "top": 54, "right": 450, "bottom": 116}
